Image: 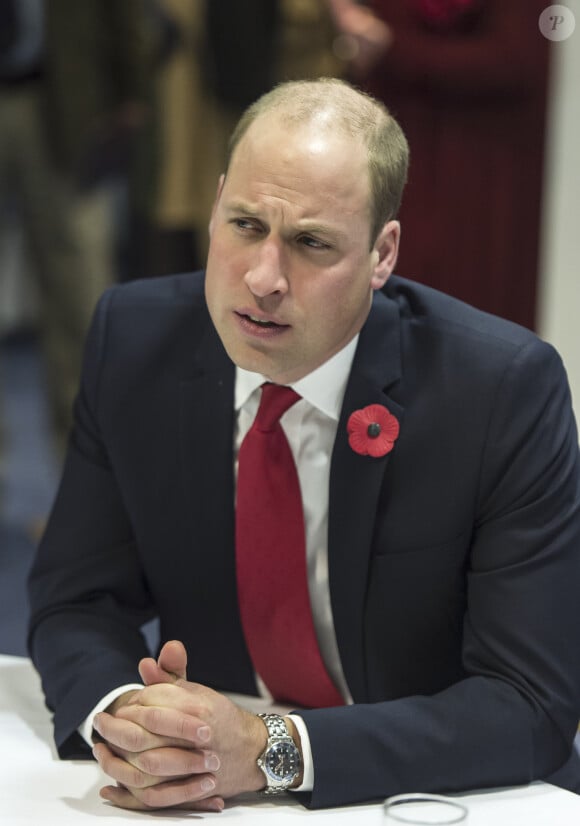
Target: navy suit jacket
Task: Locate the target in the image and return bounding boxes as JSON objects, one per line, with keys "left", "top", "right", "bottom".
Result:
{"left": 28, "top": 271, "right": 580, "bottom": 808}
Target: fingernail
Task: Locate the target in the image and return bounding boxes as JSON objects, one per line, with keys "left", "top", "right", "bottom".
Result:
{"left": 198, "top": 725, "right": 211, "bottom": 742}
{"left": 201, "top": 777, "right": 216, "bottom": 793}
{"left": 205, "top": 754, "right": 220, "bottom": 771}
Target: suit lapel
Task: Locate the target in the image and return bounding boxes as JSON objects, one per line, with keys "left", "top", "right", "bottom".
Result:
{"left": 179, "top": 316, "right": 257, "bottom": 692}
{"left": 329, "top": 290, "right": 404, "bottom": 702}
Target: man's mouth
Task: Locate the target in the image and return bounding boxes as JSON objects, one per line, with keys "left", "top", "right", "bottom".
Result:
{"left": 245, "top": 314, "right": 281, "bottom": 328}
{"left": 236, "top": 311, "right": 289, "bottom": 330}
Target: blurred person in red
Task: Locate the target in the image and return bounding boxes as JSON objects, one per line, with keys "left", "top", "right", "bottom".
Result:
{"left": 328, "top": 0, "right": 550, "bottom": 331}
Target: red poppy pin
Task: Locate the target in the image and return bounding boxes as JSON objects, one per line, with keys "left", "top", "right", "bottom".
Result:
{"left": 347, "top": 404, "right": 400, "bottom": 458}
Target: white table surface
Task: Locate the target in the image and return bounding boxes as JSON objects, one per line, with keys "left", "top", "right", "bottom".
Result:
{"left": 2, "top": 653, "right": 580, "bottom": 824}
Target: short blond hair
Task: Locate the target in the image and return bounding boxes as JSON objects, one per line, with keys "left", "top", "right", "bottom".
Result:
{"left": 226, "top": 78, "right": 409, "bottom": 245}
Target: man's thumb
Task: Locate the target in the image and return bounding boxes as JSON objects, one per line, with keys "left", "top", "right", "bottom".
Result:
{"left": 157, "top": 639, "right": 188, "bottom": 680}
{"left": 139, "top": 639, "right": 188, "bottom": 685}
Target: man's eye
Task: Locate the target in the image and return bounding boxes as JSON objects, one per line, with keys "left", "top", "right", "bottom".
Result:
{"left": 298, "top": 235, "right": 329, "bottom": 250}
{"left": 231, "top": 217, "right": 266, "bottom": 235}
{"left": 233, "top": 218, "right": 257, "bottom": 231}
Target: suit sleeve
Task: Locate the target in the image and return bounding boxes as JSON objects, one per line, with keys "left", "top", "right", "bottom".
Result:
{"left": 299, "top": 338, "right": 580, "bottom": 808}
{"left": 27, "top": 288, "right": 154, "bottom": 759}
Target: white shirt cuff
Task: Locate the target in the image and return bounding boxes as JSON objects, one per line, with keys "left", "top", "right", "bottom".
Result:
{"left": 79, "top": 684, "right": 143, "bottom": 746}
{"left": 287, "top": 714, "right": 314, "bottom": 792}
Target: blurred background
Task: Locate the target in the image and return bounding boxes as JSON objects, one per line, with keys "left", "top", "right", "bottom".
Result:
{"left": 0, "top": 0, "right": 578, "bottom": 655}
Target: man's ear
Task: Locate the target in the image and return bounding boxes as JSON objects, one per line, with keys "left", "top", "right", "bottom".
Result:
{"left": 370, "top": 220, "right": 400, "bottom": 290}
{"left": 208, "top": 173, "right": 226, "bottom": 237}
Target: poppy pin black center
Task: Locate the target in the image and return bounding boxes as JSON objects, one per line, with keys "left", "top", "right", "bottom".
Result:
{"left": 367, "top": 423, "right": 381, "bottom": 438}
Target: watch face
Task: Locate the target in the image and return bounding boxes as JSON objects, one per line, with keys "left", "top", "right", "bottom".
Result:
{"left": 265, "top": 741, "right": 300, "bottom": 782}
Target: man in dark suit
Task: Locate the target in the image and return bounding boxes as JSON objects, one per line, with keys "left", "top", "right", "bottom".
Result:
{"left": 28, "top": 78, "right": 580, "bottom": 813}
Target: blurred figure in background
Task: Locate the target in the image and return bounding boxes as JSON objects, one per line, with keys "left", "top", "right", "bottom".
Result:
{"left": 0, "top": 0, "right": 152, "bottom": 462}
{"left": 329, "top": 0, "right": 550, "bottom": 331}
{"left": 127, "top": 0, "right": 345, "bottom": 278}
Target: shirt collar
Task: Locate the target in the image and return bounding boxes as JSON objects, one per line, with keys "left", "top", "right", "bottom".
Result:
{"left": 235, "top": 335, "right": 359, "bottom": 422}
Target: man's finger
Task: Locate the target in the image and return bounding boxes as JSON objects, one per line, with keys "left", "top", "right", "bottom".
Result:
{"left": 128, "top": 745, "right": 220, "bottom": 778}
{"left": 139, "top": 657, "right": 174, "bottom": 687}
{"left": 93, "top": 742, "right": 172, "bottom": 790}
{"left": 93, "top": 710, "right": 193, "bottom": 752}
{"left": 114, "top": 703, "right": 211, "bottom": 746}
{"left": 157, "top": 639, "right": 188, "bottom": 679}
{"left": 99, "top": 774, "right": 222, "bottom": 810}
{"left": 94, "top": 741, "right": 219, "bottom": 781}
{"left": 100, "top": 783, "right": 225, "bottom": 812}
{"left": 139, "top": 639, "right": 188, "bottom": 686}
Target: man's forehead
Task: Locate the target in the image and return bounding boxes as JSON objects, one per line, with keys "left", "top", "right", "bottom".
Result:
{"left": 232, "top": 109, "right": 365, "bottom": 165}
{"left": 221, "top": 117, "right": 371, "bottom": 226}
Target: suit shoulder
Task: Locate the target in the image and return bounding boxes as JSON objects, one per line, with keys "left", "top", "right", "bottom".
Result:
{"left": 87, "top": 270, "right": 212, "bottom": 365}
{"left": 101, "top": 270, "right": 207, "bottom": 313}
{"left": 384, "top": 275, "right": 542, "bottom": 354}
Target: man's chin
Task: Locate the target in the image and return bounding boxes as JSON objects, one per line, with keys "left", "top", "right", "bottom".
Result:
{"left": 226, "top": 346, "right": 296, "bottom": 384}
{"left": 225, "top": 342, "right": 278, "bottom": 376}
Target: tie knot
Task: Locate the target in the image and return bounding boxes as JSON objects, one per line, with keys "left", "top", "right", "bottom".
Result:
{"left": 254, "top": 383, "right": 301, "bottom": 432}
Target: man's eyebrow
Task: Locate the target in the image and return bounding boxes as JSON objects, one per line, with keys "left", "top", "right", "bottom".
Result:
{"left": 223, "top": 200, "right": 261, "bottom": 216}
{"left": 295, "top": 220, "right": 342, "bottom": 236}
{"left": 222, "top": 201, "right": 347, "bottom": 240}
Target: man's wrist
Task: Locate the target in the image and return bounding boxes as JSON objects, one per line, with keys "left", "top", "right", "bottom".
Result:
{"left": 79, "top": 683, "right": 143, "bottom": 747}
{"left": 284, "top": 716, "right": 304, "bottom": 788}
{"left": 91, "top": 688, "right": 141, "bottom": 743}
{"left": 245, "top": 710, "right": 270, "bottom": 791}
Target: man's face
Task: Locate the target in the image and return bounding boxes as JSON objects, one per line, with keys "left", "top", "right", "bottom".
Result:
{"left": 205, "top": 114, "right": 399, "bottom": 384}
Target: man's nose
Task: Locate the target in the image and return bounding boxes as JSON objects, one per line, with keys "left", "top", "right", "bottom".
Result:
{"left": 244, "top": 239, "right": 288, "bottom": 297}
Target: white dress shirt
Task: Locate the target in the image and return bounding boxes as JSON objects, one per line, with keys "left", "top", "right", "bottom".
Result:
{"left": 81, "top": 335, "right": 359, "bottom": 793}
{"left": 235, "top": 339, "right": 357, "bottom": 789}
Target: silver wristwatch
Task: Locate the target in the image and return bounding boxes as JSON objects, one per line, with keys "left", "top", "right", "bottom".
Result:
{"left": 256, "top": 713, "right": 302, "bottom": 794}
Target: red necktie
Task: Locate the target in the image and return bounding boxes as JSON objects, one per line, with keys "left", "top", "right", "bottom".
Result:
{"left": 235, "top": 383, "right": 343, "bottom": 708}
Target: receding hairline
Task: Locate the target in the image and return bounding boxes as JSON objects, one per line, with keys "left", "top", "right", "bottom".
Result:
{"left": 226, "top": 78, "right": 393, "bottom": 170}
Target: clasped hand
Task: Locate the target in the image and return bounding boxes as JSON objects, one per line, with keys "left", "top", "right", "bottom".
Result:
{"left": 91, "top": 640, "right": 267, "bottom": 812}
